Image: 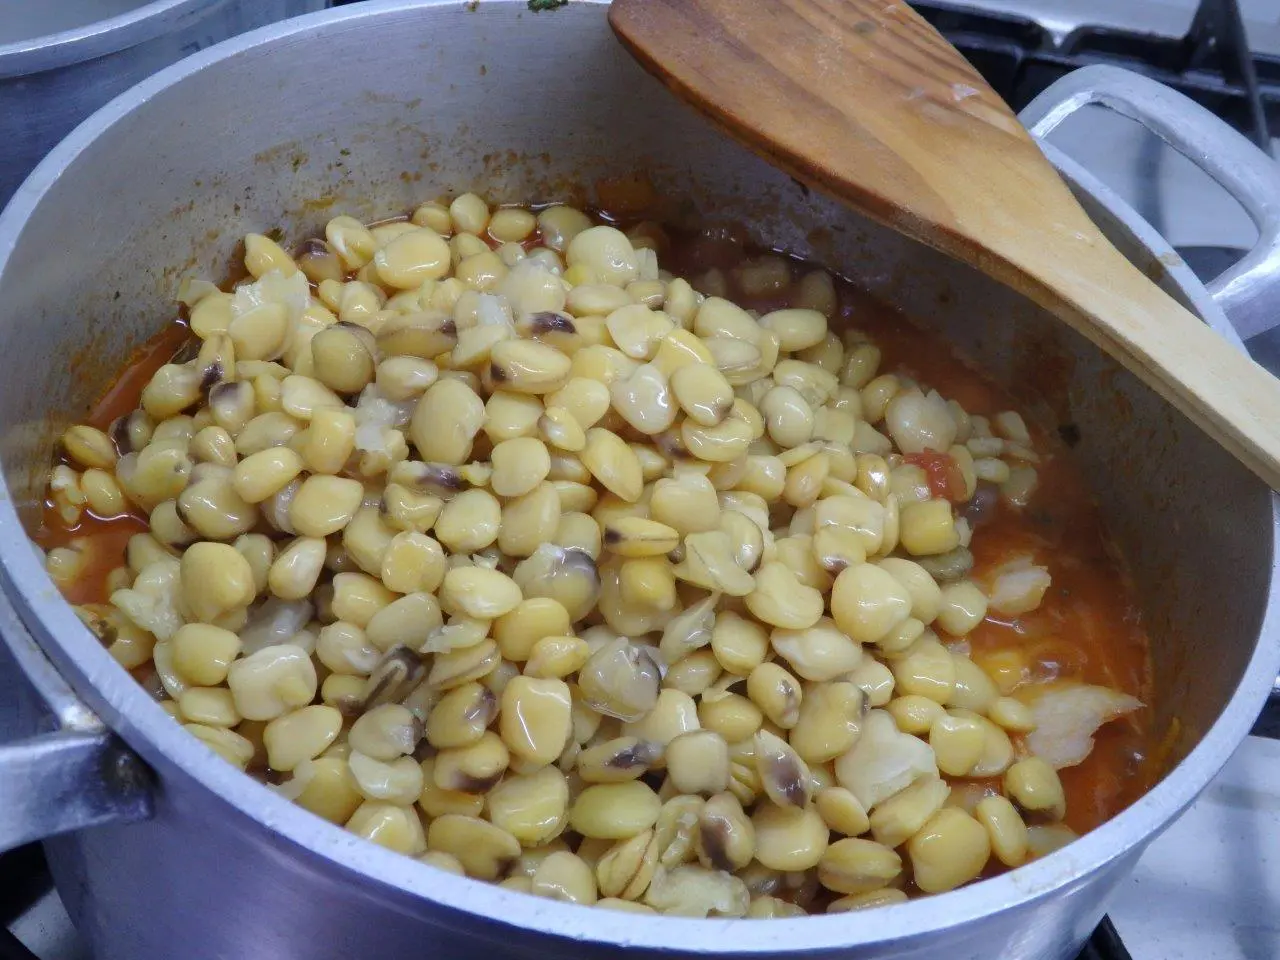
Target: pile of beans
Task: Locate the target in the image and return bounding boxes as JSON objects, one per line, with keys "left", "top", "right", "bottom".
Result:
{"left": 43, "top": 195, "right": 1084, "bottom": 916}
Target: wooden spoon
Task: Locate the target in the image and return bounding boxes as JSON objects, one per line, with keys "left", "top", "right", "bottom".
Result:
{"left": 609, "top": 0, "right": 1280, "bottom": 488}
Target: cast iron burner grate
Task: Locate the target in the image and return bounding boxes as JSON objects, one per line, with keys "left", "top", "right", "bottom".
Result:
{"left": 1, "top": 844, "right": 49, "bottom": 960}
{"left": 909, "top": 0, "right": 1275, "bottom": 152}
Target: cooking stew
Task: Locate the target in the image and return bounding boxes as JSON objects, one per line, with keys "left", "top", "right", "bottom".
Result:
{"left": 34, "top": 193, "right": 1154, "bottom": 916}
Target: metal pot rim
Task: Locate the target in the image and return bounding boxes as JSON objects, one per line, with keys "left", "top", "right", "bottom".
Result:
{"left": 2, "top": 0, "right": 1279, "bottom": 950}
{"left": 0, "top": 0, "right": 226, "bottom": 79}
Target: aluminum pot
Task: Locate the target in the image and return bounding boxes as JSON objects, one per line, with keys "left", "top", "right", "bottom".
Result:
{"left": 0, "top": 0, "right": 329, "bottom": 205}
{"left": 0, "top": 4, "right": 1278, "bottom": 958}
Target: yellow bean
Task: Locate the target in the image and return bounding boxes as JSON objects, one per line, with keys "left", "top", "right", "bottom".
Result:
{"left": 499, "top": 676, "right": 573, "bottom": 766}
{"left": 180, "top": 542, "right": 255, "bottom": 623}
{"left": 906, "top": 807, "right": 991, "bottom": 894}
{"left": 581, "top": 427, "right": 643, "bottom": 502}
{"left": 745, "top": 562, "right": 823, "bottom": 629}
{"left": 751, "top": 804, "right": 828, "bottom": 871}
{"left": 830, "top": 563, "right": 912, "bottom": 644}
{"left": 1004, "top": 757, "right": 1066, "bottom": 821}
{"left": 815, "top": 787, "right": 871, "bottom": 837}
{"left": 426, "top": 814, "right": 520, "bottom": 880}
{"left": 570, "top": 781, "right": 661, "bottom": 839}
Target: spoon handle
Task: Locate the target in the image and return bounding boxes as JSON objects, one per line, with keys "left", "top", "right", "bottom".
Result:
{"left": 1023, "top": 239, "right": 1280, "bottom": 490}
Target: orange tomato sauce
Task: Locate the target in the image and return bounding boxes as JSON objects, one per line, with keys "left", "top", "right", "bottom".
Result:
{"left": 35, "top": 213, "right": 1156, "bottom": 838}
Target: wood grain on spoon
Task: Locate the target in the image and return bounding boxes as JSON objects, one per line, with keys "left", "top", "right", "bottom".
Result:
{"left": 610, "top": 0, "right": 1280, "bottom": 489}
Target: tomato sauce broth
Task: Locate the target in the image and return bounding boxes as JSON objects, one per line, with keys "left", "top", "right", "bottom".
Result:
{"left": 35, "top": 211, "right": 1157, "bottom": 837}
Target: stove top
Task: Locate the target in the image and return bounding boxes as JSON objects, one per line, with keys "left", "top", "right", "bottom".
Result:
{"left": 5, "top": 2, "right": 1280, "bottom": 958}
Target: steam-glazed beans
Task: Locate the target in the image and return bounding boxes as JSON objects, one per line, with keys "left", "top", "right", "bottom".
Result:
{"left": 38, "top": 195, "right": 1152, "bottom": 917}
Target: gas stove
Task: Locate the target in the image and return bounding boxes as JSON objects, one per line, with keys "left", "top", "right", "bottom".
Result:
{"left": 5, "top": 1, "right": 1280, "bottom": 958}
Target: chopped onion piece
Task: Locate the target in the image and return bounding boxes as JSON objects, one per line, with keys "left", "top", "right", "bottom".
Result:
{"left": 835, "top": 708, "right": 938, "bottom": 811}
{"left": 177, "top": 277, "right": 220, "bottom": 308}
{"left": 239, "top": 597, "right": 314, "bottom": 655}
{"left": 885, "top": 388, "right": 956, "bottom": 454}
{"left": 111, "top": 558, "right": 184, "bottom": 641}
{"left": 230, "top": 268, "right": 308, "bottom": 325}
{"left": 986, "top": 557, "right": 1052, "bottom": 616}
{"left": 1025, "top": 684, "right": 1142, "bottom": 769}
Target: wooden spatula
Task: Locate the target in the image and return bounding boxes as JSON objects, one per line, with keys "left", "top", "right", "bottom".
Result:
{"left": 609, "top": 0, "right": 1280, "bottom": 489}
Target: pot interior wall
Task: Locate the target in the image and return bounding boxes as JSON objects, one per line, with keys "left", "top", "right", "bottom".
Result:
{"left": 0, "top": 0, "right": 1267, "bottom": 776}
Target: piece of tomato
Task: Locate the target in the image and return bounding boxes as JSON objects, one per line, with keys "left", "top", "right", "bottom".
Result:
{"left": 903, "top": 451, "right": 966, "bottom": 501}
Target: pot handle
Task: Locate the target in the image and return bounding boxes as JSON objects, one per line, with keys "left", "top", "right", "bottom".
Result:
{"left": 0, "top": 729, "right": 152, "bottom": 854}
{"left": 0, "top": 599, "right": 153, "bottom": 854}
{"left": 1020, "top": 64, "right": 1280, "bottom": 341}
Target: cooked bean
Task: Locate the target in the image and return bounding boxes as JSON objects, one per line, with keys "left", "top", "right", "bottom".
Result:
{"left": 490, "top": 339, "right": 571, "bottom": 395}
{"left": 434, "top": 730, "right": 509, "bottom": 793}
{"left": 907, "top": 807, "right": 991, "bottom": 894}
{"left": 425, "top": 682, "right": 497, "bottom": 749}
{"left": 745, "top": 562, "right": 823, "bottom": 629}
{"left": 621, "top": 689, "right": 698, "bottom": 753}
{"left": 348, "top": 702, "right": 418, "bottom": 761}
{"left": 426, "top": 814, "right": 520, "bottom": 880}
{"left": 226, "top": 643, "right": 317, "bottom": 721}
{"left": 830, "top": 563, "right": 912, "bottom": 644}
{"left": 753, "top": 729, "right": 812, "bottom": 809}
{"left": 499, "top": 676, "right": 573, "bottom": 766}
{"left": 815, "top": 787, "right": 871, "bottom": 838}
{"left": 975, "top": 795, "right": 1029, "bottom": 867}
{"left": 63, "top": 425, "right": 117, "bottom": 469}
{"left": 760, "top": 308, "right": 826, "bottom": 352}
{"left": 263, "top": 705, "right": 343, "bottom": 771}
{"left": 949, "top": 654, "right": 999, "bottom": 713}
{"left": 524, "top": 634, "right": 590, "bottom": 679}
{"left": 435, "top": 488, "right": 501, "bottom": 553}
{"left": 485, "top": 765, "right": 569, "bottom": 847}
{"left": 529, "top": 850, "right": 598, "bottom": 905}
{"left": 899, "top": 499, "right": 960, "bottom": 556}
{"left": 1005, "top": 757, "right": 1066, "bottom": 821}
{"left": 889, "top": 637, "right": 956, "bottom": 703}
{"left": 410, "top": 378, "right": 485, "bottom": 465}
{"left": 936, "top": 580, "right": 988, "bottom": 636}
{"left": 170, "top": 623, "right": 241, "bottom": 686}
{"left": 594, "top": 829, "right": 659, "bottom": 901}
{"left": 570, "top": 781, "right": 662, "bottom": 839}
{"left": 696, "top": 689, "right": 762, "bottom": 743}
{"left": 818, "top": 837, "right": 901, "bottom": 895}
{"left": 695, "top": 792, "right": 755, "bottom": 872}
{"left": 284, "top": 475, "right": 361, "bottom": 538}
{"left": 655, "top": 729, "right": 726, "bottom": 795}
{"left": 180, "top": 542, "right": 255, "bottom": 623}
{"left": 185, "top": 722, "right": 254, "bottom": 768}
{"left": 789, "top": 681, "right": 864, "bottom": 764}
{"left": 885, "top": 694, "right": 945, "bottom": 735}
{"left": 869, "top": 775, "right": 950, "bottom": 848}
{"left": 746, "top": 663, "right": 803, "bottom": 729}
{"left": 770, "top": 618, "right": 863, "bottom": 683}
{"left": 232, "top": 448, "right": 303, "bottom": 504}
{"left": 177, "top": 686, "right": 240, "bottom": 727}
{"left": 929, "top": 713, "right": 986, "bottom": 776}
{"left": 989, "top": 696, "right": 1036, "bottom": 733}
{"left": 751, "top": 804, "right": 828, "bottom": 872}
{"left": 577, "top": 636, "right": 661, "bottom": 721}
{"left": 577, "top": 736, "right": 662, "bottom": 784}
{"left": 427, "top": 639, "right": 501, "bottom": 691}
